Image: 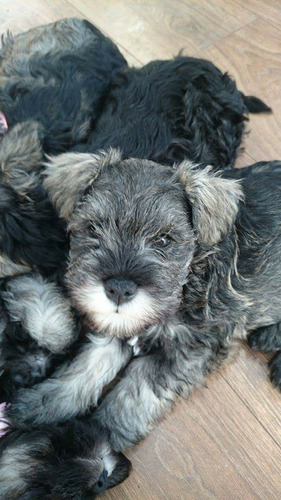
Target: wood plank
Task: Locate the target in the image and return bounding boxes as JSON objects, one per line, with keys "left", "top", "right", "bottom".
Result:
{"left": 235, "top": 152, "right": 257, "bottom": 169}
{"left": 222, "top": 345, "right": 281, "bottom": 447}
{"left": 197, "top": 19, "right": 281, "bottom": 162}
{"left": 235, "top": 0, "right": 281, "bottom": 31}
{"left": 0, "top": 0, "right": 83, "bottom": 32}
{"left": 103, "top": 372, "right": 281, "bottom": 500}
{"left": 69, "top": 0, "right": 256, "bottom": 64}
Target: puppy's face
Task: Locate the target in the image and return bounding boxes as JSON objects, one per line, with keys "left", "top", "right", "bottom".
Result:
{"left": 45, "top": 151, "right": 242, "bottom": 338}
{"left": 67, "top": 159, "right": 196, "bottom": 337}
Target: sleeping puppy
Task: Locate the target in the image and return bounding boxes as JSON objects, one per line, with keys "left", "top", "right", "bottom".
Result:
{"left": 6, "top": 156, "right": 281, "bottom": 454}
{"left": 0, "top": 420, "right": 131, "bottom": 499}
{"left": 0, "top": 17, "right": 127, "bottom": 154}
{"left": 80, "top": 56, "right": 271, "bottom": 168}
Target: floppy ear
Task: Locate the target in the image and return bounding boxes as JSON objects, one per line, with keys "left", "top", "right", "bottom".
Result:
{"left": 43, "top": 148, "right": 122, "bottom": 221}
{"left": 0, "top": 120, "right": 43, "bottom": 195}
{"left": 177, "top": 161, "right": 243, "bottom": 245}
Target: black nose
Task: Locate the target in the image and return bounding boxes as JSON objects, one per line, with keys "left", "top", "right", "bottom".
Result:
{"left": 95, "top": 469, "right": 108, "bottom": 493}
{"left": 104, "top": 277, "right": 137, "bottom": 305}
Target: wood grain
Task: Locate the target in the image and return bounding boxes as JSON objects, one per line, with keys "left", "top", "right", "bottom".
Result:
{"left": 69, "top": 0, "right": 256, "bottom": 63}
{"left": 1, "top": 1, "right": 281, "bottom": 499}
{"left": 221, "top": 345, "right": 281, "bottom": 446}
{"left": 235, "top": 0, "right": 281, "bottom": 31}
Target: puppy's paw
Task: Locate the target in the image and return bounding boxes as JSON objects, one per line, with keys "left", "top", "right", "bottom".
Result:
{"left": 6, "top": 387, "right": 46, "bottom": 429}
{"left": 269, "top": 351, "right": 281, "bottom": 391}
{"left": 248, "top": 324, "right": 281, "bottom": 353}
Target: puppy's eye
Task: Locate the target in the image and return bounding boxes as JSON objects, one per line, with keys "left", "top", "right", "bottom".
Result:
{"left": 153, "top": 234, "right": 173, "bottom": 248}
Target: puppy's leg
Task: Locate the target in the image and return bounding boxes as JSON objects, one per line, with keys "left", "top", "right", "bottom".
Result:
{"left": 268, "top": 351, "right": 281, "bottom": 390}
{"left": 248, "top": 322, "right": 281, "bottom": 352}
{"left": 94, "top": 330, "right": 228, "bottom": 451}
{"left": 8, "top": 335, "right": 132, "bottom": 427}
{"left": 3, "top": 273, "right": 76, "bottom": 353}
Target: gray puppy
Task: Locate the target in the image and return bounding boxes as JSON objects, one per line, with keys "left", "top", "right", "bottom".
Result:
{"left": 8, "top": 153, "right": 281, "bottom": 452}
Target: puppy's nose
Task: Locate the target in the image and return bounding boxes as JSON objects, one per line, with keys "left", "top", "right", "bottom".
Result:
{"left": 104, "top": 277, "right": 137, "bottom": 305}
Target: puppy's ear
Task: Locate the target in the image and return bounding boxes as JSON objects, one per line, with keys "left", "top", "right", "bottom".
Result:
{"left": 43, "top": 148, "right": 122, "bottom": 221}
{"left": 177, "top": 161, "right": 243, "bottom": 245}
{"left": 0, "top": 121, "right": 43, "bottom": 195}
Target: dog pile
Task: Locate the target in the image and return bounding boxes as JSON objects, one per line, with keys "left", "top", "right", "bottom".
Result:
{"left": 0, "top": 17, "right": 279, "bottom": 499}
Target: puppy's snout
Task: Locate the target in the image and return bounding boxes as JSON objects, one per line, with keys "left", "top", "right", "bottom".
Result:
{"left": 104, "top": 277, "right": 137, "bottom": 305}
{"left": 95, "top": 469, "right": 108, "bottom": 492}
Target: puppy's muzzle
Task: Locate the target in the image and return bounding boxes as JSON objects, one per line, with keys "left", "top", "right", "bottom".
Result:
{"left": 104, "top": 277, "right": 137, "bottom": 305}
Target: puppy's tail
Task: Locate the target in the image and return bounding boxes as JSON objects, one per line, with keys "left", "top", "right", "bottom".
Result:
{"left": 243, "top": 95, "right": 272, "bottom": 114}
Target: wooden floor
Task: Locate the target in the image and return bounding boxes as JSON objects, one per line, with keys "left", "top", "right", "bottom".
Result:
{"left": 2, "top": 1, "right": 281, "bottom": 498}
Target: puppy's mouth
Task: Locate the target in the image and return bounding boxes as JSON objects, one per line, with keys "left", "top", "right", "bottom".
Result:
{"left": 72, "top": 283, "right": 158, "bottom": 338}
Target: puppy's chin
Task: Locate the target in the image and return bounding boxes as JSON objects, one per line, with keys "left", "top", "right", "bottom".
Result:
{"left": 71, "top": 283, "right": 159, "bottom": 338}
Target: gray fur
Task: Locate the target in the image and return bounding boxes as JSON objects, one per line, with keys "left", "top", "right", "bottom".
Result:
{"left": 0, "top": 18, "right": 99, "bottom": 81}
{"left": 0, "top": 438, "right": 50, "bottom": 499}
{"left": 3, "top": 273, "right": 76, "bottom": 353}
{"left": 11, "top": 334, "right": 132, "bottom": 426}
{"left": 9, "top": 156, "right": 281, "bottom": 451}
{"left": 0, "top": 121, "right": 43, "bottom": 195}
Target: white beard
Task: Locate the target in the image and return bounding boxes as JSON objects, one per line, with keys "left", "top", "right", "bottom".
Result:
{"left": 72, "top": 282, "right": 158, "bottom": 337}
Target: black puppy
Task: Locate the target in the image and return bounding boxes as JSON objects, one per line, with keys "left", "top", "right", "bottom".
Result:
{"left": 81, "top": 56, "right": 270, "bottom": 168}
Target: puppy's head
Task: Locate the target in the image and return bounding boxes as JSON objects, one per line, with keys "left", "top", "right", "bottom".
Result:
{"left": 44, "top": 150, "right": 242, "bottom": 337}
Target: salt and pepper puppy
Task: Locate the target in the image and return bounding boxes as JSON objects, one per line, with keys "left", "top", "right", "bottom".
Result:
{"left": 0, "top": 420, "right": 131, "bottom": 499}
{"left": 8, "top": 154, "right": 281, "bottom": 453}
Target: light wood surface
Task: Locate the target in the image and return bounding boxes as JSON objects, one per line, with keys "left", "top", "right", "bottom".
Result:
{"left": 1, "top": 2, "right": 281, "bottom": 499}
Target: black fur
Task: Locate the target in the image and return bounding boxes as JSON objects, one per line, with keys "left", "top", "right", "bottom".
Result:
{"left": 0, "top": 420, "right": 131, "bottom": 499}
{"left": 81, "top": 56, "right": 270, "bottom": 168}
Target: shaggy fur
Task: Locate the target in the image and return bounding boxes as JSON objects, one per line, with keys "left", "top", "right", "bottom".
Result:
{"left": 0, "top": 121, "right": 67, "bottom": 276}
{"left": 79, "top": 56, "right": 271, "bottom": 168}
{"left": 7, "top": 157, "right": 281, "bottom": 454}
{"left": 0, "top": 18, "right": 127, "bottom": 154}
{"left": 0, "top": 19, "right": 270, "bottom": 278}
{"left": 0, "top": 420, "right": 131, "bottom": 499}
{"left": 0, "top": 273, "right": 131, "bottom": 499}
{"left": 0, "top": 18, "right": 127, "bottom": 278}
{"left": 0, "top": 272, "right": 78, "bottom": 401}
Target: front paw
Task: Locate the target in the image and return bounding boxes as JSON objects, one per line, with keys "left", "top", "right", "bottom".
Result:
{"left": 248, "top": 325, "right": 281, "bottom": 352}
{"left": 269, "top": 351, "right": 281, "bottom": 391}
{"left": 6, "top": 387, "right": 46, "bottom": 428}
{"left": 94, "top": 409, "right": 138, "bottom": 452}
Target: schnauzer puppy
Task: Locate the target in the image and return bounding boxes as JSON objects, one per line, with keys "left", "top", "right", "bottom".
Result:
{"left": 7, "top": 154, "right": 281, "bottom": 454}
{"left": 0, "top": 420, "right": 131, "bottom": 499}
{"left": 80, "top": 56, "right": 271, "bottom": 168}
{"left": 0, "top": 272, "right": 77, "bottom": 401}
{"left": 0, "top": 18, "right": 127, "bottom": 154}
